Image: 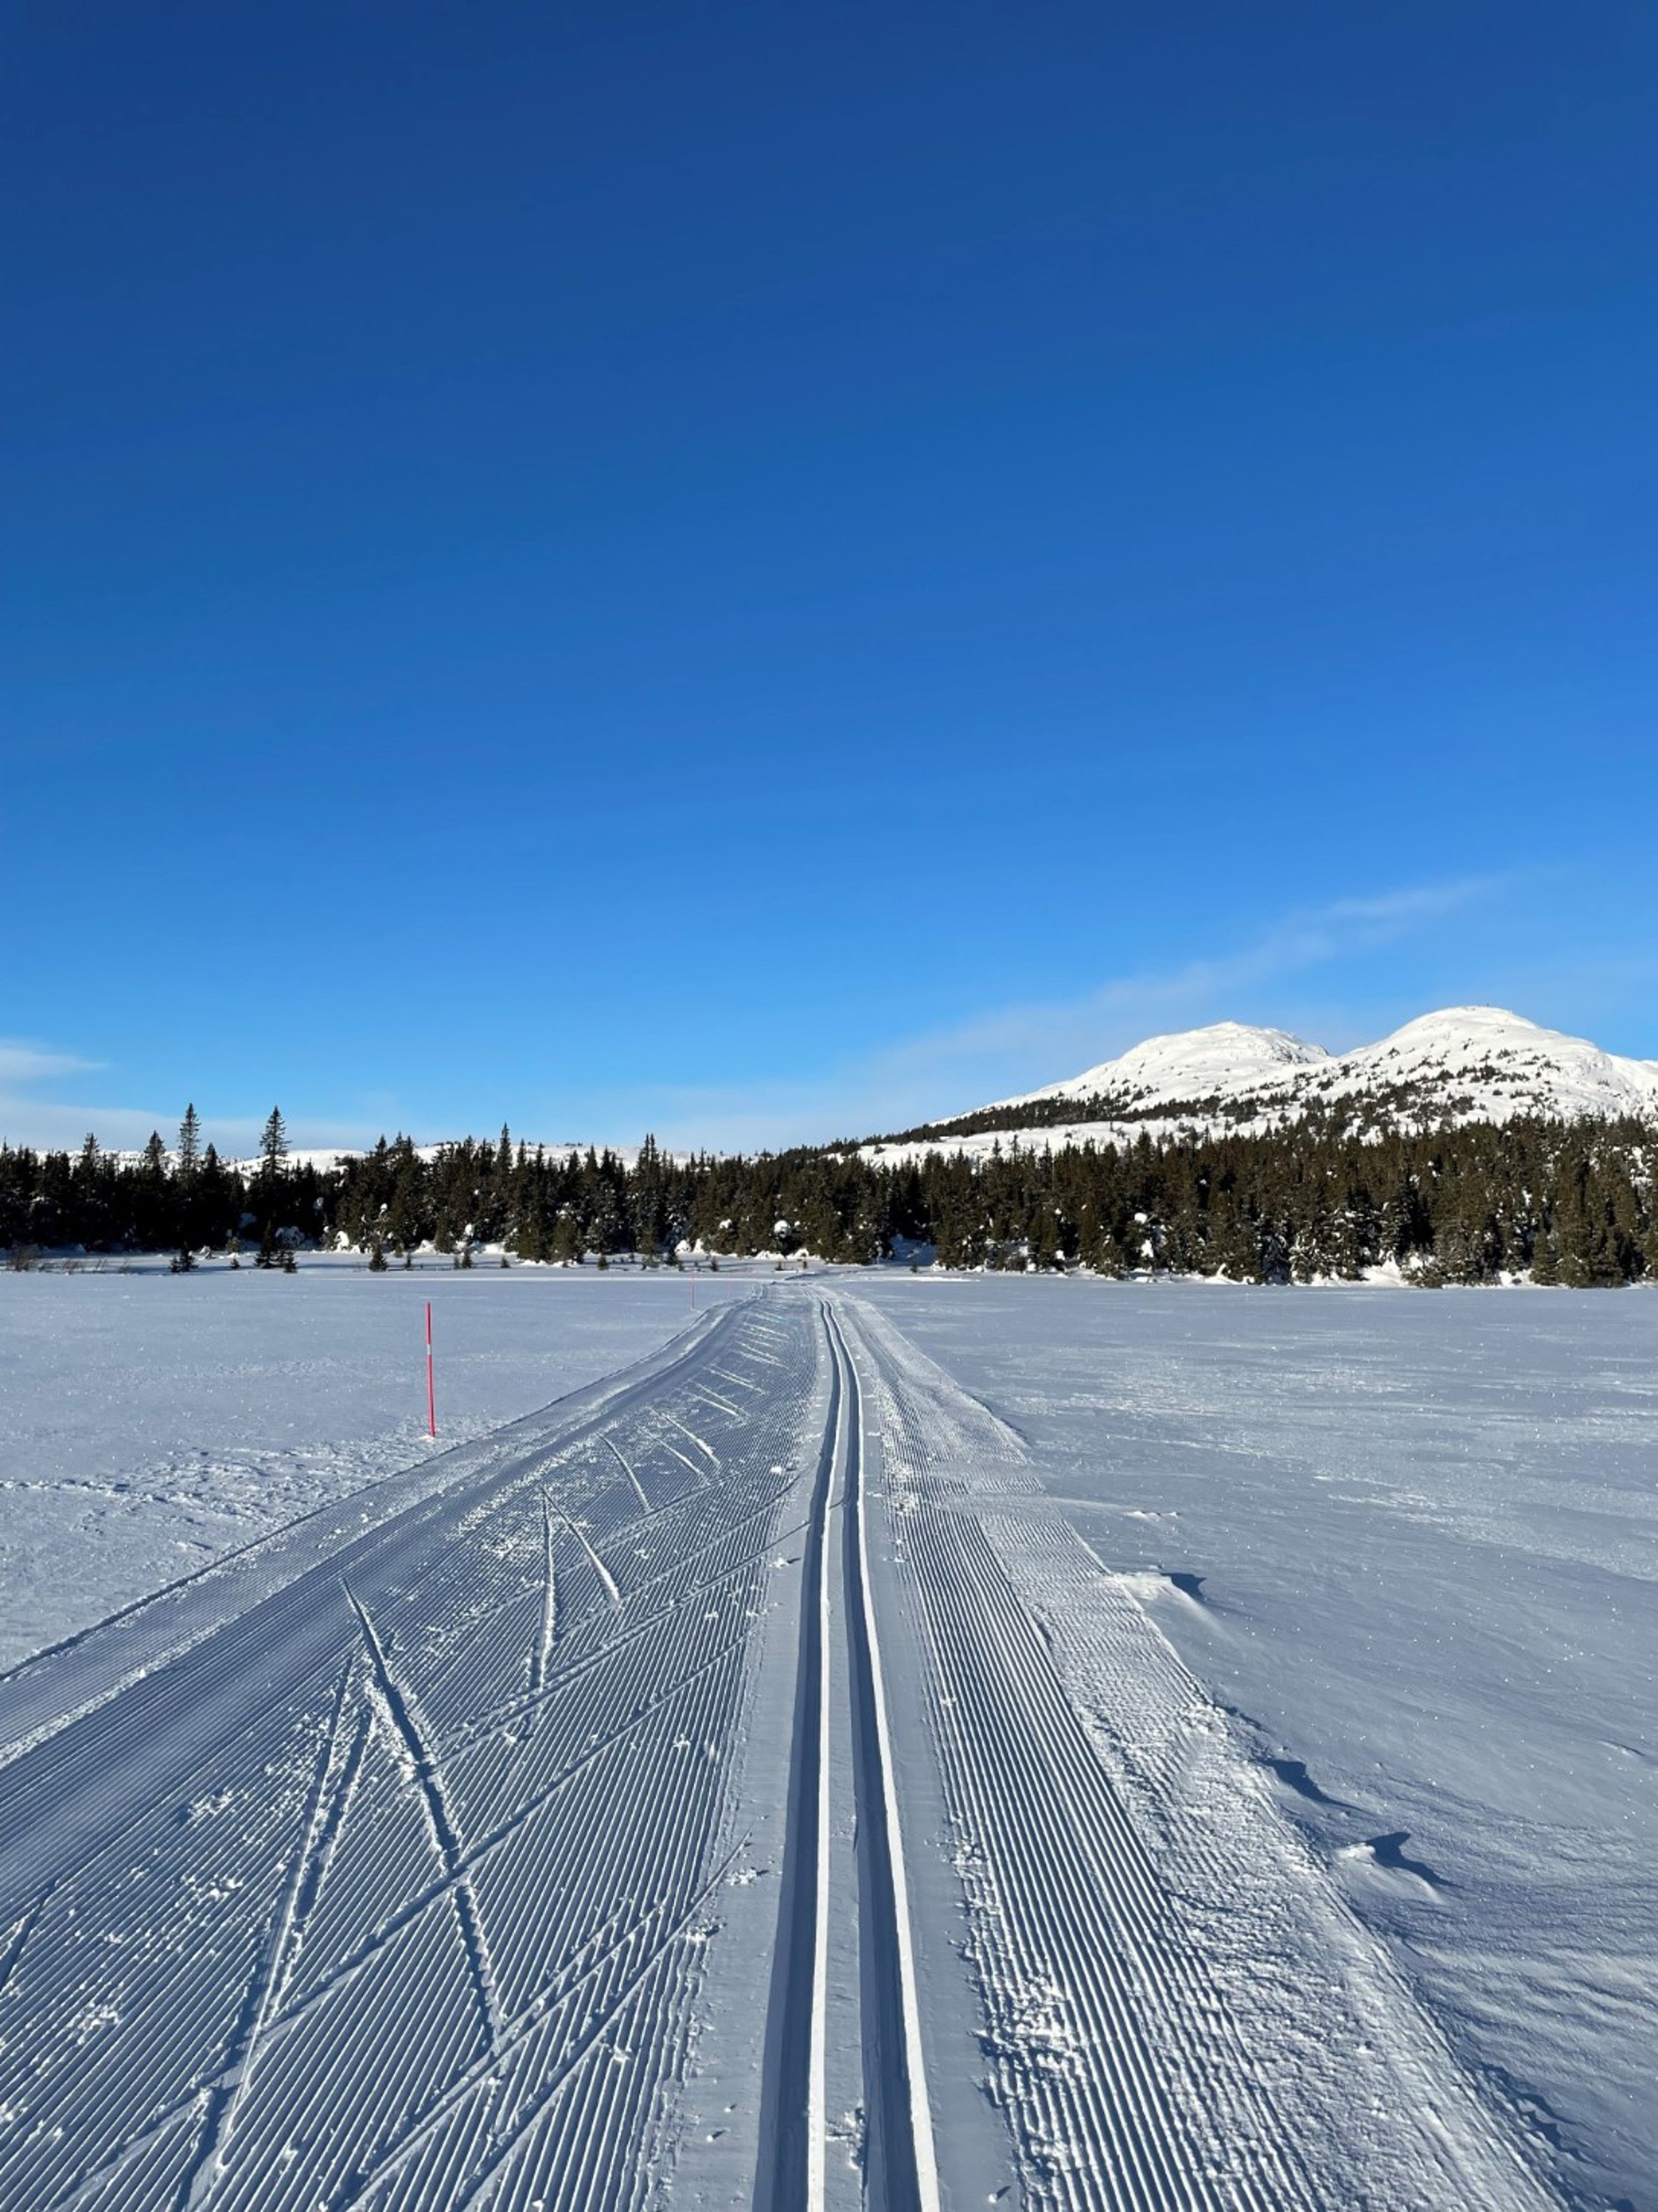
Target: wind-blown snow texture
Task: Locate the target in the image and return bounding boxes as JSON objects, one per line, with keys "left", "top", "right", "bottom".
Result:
{"left": 869, "top": 1005, "right": 1658, "bottom": 1160}
{"left": 1, "top": 1268, "right": 1639, "bottom": 2208}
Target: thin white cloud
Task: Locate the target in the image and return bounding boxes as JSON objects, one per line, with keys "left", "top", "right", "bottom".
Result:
{"left": 880, "top": 878, "right": 1502, "bottom": 1080}
{"left": 0, "top": 1039, "right": 101, "bottom": 1087}
{"left": 0, "top": 1040, "right": 377, "bottom": 1157}
{"left": 1, "top": 876, "right": 1510, "bottom": 1156}
{"left": 634, "top": 876, "right": 1509, "bottom": 1147}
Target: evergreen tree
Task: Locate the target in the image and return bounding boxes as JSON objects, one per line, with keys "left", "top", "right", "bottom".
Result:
{"left": 174, "top": 1102, "right": 204, "bottom": 1262}
{"left": 177, "top": 1104, "right": 202, "bottom": 1183}
{"left": 257, "top": 1107, "right": 288, "bottom": 1266}
{"left": 260, "top": 1107, "right": 288, "bottom": 1178}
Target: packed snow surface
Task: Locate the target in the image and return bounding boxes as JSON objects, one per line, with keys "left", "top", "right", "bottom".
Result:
{"left": 1, "top": 1264, "right": 1644, "bottom": 2208}
{"left": 871, "top": 1005, "right": 1658, "bottom": 1159}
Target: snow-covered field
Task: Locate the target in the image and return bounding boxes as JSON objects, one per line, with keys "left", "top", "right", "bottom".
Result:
{"left": 0, "top": 1266, "right": 1649, "bottom": 2209}
{"left": 851, "top": 1274, "right": 1658, "bottom": 2212}
{"left": 0, "top": 1262, "right": 706, "bottom": 1670}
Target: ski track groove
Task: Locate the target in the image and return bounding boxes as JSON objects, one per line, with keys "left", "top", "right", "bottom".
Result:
{"left": 829, "top": 1305, "right": 942, "bottom": 2212}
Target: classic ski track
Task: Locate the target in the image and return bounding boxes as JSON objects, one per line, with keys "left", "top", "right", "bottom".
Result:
{"left": 752, "top": 1305, "right": 839, "bottom": 2212}
{"left": 830, "top": 1304, "right": 943, "bottom": 2212}
{"left": 753, "top": 1304, "right": 939, "bottom": 2212}
{"left": 0, "top": 1297, "right": 821, "bottom": 2212}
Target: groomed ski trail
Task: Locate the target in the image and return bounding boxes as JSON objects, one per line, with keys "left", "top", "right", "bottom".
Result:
{"left": 0, "top": 1297, "right": 822, "bottom": 2212}
{"left": 0, "top": 1282, "right": 1569, "bottom": 2212}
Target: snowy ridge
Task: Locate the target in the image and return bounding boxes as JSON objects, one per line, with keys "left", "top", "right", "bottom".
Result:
{"left": 868, "top": 1006, "right": 1658, "bottom": 1161}
{"left": 1017, "top": 1020, "right": 1331, "bottom": 1108}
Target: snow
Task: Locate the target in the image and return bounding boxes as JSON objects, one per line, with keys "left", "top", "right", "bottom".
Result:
{"left": 1013, "top": 1019, "right": 1332, "bottom": 1108}
{"left": 869, "top": 1005, "right": 1658, "bottom": 1161}
{"left": 2, "top": 1265, "right": 1648, "bottom": 2206}
{"left": 0, "top": 1263, "right": 704, "bottom": 1670}
{"left": 1307, "top": 1004, "right": 1658, "bottom": 1123}
{"left": 848, "top": 1272, "right": 1658, "bottom": 2211}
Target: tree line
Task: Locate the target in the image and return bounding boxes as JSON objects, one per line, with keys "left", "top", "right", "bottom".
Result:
{"left": 1, "top": 1107, "right": 1653, "bottom": 1287}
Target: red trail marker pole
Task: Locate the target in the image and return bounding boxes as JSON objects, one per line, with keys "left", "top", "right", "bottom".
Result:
{"left": 425, "top": 1300, "right": 437, "bottom": 1437}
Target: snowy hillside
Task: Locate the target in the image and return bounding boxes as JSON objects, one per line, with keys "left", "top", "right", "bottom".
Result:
{"left": 1023, "top": 1020, "right": 1332, "bottom": 1107}
{"left": 866, "top": 1006, "right": 1658, "bottom": 1161}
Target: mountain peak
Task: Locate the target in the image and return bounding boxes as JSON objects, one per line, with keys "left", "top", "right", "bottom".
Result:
{"left": 869, "top": 1005, "right": 1658, "bottom": 1161}
{"left": 1020, "top": 1020, "right": 1328, "bottom": 1109}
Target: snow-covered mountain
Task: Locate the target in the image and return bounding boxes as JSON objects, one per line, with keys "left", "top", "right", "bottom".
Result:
{"left": 1019, "top": 1020, "right": 1332, "bottom": 1109}
{"left": 864, "top": 1007, "right": 1658, "bottom": 1162}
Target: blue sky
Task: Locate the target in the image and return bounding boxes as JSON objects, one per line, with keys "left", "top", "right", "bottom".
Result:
{"left": 4, "top": 2, "right": 1655, "bottom": 1153}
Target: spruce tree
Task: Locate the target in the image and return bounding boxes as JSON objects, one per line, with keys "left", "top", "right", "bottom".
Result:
{"left": 257, "top": 1107, "right": 288, "bottom": 1267}
{"left": 173, "top": 1104, "right": 204, "bottom": 1261}
{"left": 177, "top": 1104, "right": 202, "bottom": 1182}
{"left": 260, "top": 1107, "right": 288, "bottom": 1177}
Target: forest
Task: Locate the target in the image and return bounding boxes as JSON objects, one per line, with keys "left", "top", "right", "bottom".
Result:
{"left": 2, "top": 1106, "right": 1653, "bottom": 1287}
